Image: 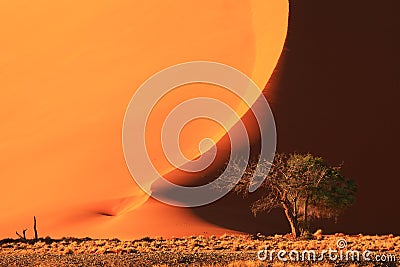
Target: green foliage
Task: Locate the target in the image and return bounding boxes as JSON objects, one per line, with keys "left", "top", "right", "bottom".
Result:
{"left": 310, "top": 168, "right": 357, "bottom": 219}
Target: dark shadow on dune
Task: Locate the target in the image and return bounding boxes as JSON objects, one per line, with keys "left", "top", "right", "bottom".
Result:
{"left": 191, "top": 0, "right": 400, "bottom": 235}
{"left": 192, "top": 192, "right": 290, "bottom": 235}
{"left": 96, "top": 212, "right": 114, "bottom": 217}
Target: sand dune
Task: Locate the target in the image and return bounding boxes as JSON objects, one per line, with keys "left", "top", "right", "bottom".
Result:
{"left": 0, "top": 1, "right": 288, "bottom": 239}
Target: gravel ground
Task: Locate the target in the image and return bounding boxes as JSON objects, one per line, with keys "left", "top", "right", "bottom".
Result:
{"left": 0, "top": 234, "right": 398, "bottom": 266}
{"left": 0, "top": 252, "right": 398, "bottom": 267}
{"left": 0, "top": 252, "right": 255, "bottom": 267}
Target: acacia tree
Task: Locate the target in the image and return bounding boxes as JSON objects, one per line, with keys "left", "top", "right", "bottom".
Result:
{"left": 229, "top": 153, "right": 357, "bottom": 238}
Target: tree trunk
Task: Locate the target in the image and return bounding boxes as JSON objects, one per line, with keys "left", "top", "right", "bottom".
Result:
{"left": 283, "top": 205, "right": 300, "bottom": 238}
{"left": 33, "top": 216, "right": 38, "bottom": 241}
{"left": 304, "top": 195, "right": 309, "bottom": 232}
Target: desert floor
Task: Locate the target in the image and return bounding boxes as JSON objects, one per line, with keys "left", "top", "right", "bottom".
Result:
{"left": 0, "top": 234, "right": 398, "bottom": 266}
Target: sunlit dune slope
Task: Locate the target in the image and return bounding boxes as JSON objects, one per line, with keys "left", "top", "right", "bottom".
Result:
{"left": 0, "top": 1, "right": 288, "bottom": 238}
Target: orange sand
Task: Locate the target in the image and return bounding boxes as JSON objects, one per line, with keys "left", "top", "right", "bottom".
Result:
{"left": 0, "top": 1, "right": 288, "bottom": 239}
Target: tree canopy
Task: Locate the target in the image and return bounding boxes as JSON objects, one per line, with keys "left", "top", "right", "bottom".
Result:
{"left": 223, "top": 153, "right": 357, "bottom": 238}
